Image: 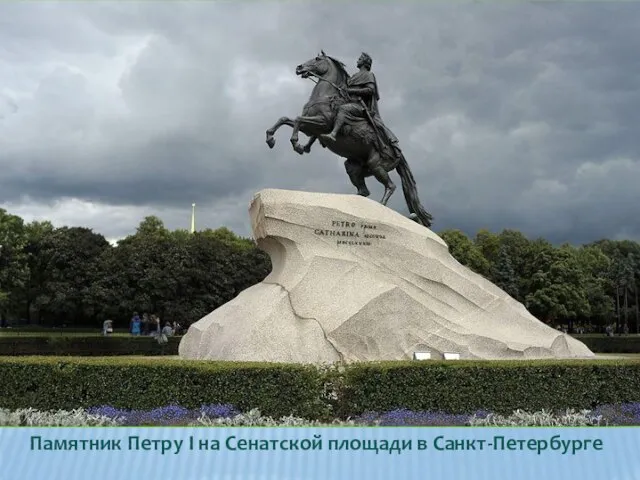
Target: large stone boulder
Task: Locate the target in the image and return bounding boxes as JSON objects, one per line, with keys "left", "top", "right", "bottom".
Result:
{"left": 179, "top": 189, "right": 594, "bottom": 362}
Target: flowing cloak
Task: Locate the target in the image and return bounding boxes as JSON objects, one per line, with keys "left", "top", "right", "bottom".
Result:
{"left": 342, "top": 70, "right": 398, "bottom": 144}
{"left": 347, "top": 70, "right": 381, "bottom": 115}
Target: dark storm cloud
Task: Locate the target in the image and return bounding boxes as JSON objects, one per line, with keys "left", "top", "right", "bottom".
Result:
{"left": 1, "top": 2, "right": 639, "bottom": 243}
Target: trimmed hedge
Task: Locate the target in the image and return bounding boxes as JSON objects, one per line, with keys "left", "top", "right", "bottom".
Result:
{"left": 2, "top": 357, "right": 640, "bottom": 418}
{"left": 0, "top": 336, "right": 180, "bottom": 356}
{"left": 573, "top": 335, "right": 640, "bottom": 354}
{"left": 331, "top": 360, "right": 640, "bottom": 416}
{"left": 1, "top": 334, "right": 637, "bottom": 357}
{"left": 0, "top": 357, "right": 325, "bottom": 419}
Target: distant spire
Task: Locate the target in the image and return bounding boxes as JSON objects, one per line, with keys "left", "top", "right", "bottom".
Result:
{"left": 190, "top": 203, "right": 196, "bottom": 233}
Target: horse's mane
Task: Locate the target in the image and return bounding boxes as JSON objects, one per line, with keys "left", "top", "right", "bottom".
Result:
{"left": 323, "top": 54, "right": 350, "bottom": 84}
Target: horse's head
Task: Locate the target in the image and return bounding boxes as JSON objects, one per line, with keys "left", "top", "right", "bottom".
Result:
{"left": 295, "top": 50, "right": 349, "bottom": 84}
{"left": 295, "top": 51, "right": 332, "bottom": 79}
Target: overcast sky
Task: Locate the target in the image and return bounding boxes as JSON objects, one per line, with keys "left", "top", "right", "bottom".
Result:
{"left": 1, "top": 2, "right": 639, "bottom": 245}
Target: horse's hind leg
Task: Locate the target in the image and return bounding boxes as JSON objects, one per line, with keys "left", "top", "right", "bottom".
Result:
{"left": 367, "top": 150, "right": 396, "bottom": 206}
{"left": 266, "top": 117, "right": 294, "bottom": 149}
{"left": 345, "top": 159, "right": 370, "bottom": 197}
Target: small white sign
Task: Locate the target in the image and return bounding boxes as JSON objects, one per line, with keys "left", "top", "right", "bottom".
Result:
{"left": 413, "top": 352, "right": 431, "bottom": 360}
{"left": 444, "top": 353, "right": 460, "bottom": 360}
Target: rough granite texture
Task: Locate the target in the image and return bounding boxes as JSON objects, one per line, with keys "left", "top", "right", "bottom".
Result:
{"left": 179, "top": 189, "right": 594, "bottom": 363}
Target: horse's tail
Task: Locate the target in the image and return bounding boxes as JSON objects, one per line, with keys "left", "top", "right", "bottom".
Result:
{"left": 396, "top": 153, "right": 433, "bottom": 228}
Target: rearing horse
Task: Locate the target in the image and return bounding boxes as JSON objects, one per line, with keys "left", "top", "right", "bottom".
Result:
{"left": 265, "top": 52, "right": 433, "bottom": 228}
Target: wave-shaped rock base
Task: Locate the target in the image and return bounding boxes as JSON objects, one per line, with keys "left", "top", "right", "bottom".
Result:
{"left": 179, "top": 189, "right": 594, "bottom": 362}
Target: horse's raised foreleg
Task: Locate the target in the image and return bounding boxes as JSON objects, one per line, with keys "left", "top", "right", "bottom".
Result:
{"left": 266, "top": 117, "right": 295, "bottom": 149}
{"left": 291, "top": 115, "right": 327, "bottom": 154}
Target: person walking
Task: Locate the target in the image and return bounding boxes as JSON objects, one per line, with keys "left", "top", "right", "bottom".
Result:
{"left": 130, "top": 312, "right": 141, "bottom": 336}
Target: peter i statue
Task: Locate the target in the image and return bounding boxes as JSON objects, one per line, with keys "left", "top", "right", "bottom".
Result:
{"left": 322, "top": 52, "right": 402, "bottom": 160}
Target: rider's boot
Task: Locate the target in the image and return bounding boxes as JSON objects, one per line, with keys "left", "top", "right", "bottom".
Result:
{"left": 322, "top": 113, "right": 346, "bottom": 142}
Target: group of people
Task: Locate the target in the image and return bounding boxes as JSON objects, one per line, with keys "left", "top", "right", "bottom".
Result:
{"left": 129, "top": 312, "right": 181, "bottom": 337}
{"left": 605, "top": 323, "right": 631, "bottom": 336}
{"left": 101, "top": 312, "right": 183, "bottom": 339}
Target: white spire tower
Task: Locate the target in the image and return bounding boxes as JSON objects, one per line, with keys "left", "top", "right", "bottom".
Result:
{"left": 190, "top": 203, "right": 196, "bottom": 233}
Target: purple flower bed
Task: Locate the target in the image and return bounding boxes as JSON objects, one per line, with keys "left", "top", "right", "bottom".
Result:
{"left": 83, "top": 403, "right": 640, "bottom": 426}
{"left": 87, "top": 404, "right": 239, "bottom": 426}
{"left": 592, "top": 403, "right": 640, "bottom": 426}
{"left": 354, "top": 408, "right": 489, "bottom": 426}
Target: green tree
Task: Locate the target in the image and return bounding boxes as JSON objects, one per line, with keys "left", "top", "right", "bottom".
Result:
{"left": 136, "top": 216, "right": 169, "bottom": 238}
{"left": 491, "top": 245, "right": 519, "bottom": 298}
{"left": 20, "top": 220, "right": 55, "bottom": 322}
{"left": 592, "top": 239, "right": 640, "bottom": 332}
{"left": 439, "top": 229, "right": 491, "bottom": 276}
{"left": 608, "top": 254, "right": 635, "bottom": 333}
{"left": 201, "top": 227, "right": 256, "bottom": 250}
{"left": 495, "top": 229, "right": 532, "bottom": 301}
{"left": 524, "top": 245, "right": 590, "bottom": 328}
{"left": 31, "top": 227, "right": 110, "bottom": 325}
{"left": 105, "top": 230, "right": 175, "bottom": 317}
{"left": 0, "top": 209, "right": 28, "bottom": 325}
{"left": 89, "top": 218, "right": 271, "bottom": 328}
{"left": 88, "top": 246, "right": 129, "bottom": 323}
{"left": 474, "top": 229, "right": 501, "bottom": 266}
{"left": 575, "top": 245, "right": 614, "bottom": 327}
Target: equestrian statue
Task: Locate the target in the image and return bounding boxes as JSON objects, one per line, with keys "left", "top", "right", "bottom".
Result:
{"left": 265, "top": 51, "right": 433, "bottom": 227}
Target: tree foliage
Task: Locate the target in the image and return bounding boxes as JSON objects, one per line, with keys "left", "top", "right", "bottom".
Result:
{"left": 439, "top": 229, "right": 491, "bottom": 277}
{"left": 0, "top": 213, "right": 271, "bottom": 328}
{"left": 0, "top": 209, "right": 28, "bottom": 323}
{"left": 0, "top": 205, "right": 638, "bottom": 332}
{"left": 436, "top": 227, "right": 640, "bottom": 331}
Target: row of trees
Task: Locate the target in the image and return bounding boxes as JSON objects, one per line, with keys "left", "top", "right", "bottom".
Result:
{"left": 0, "top": 210, "right": 270, "bottom": 328}
{"left": 1, "top": 207, "right": 639, "bottom": 332}
{"left": 439, "top": 229, "right": 640, "bottom": 333}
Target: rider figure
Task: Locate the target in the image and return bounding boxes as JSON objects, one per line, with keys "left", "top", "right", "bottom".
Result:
{"left": 322, "top": 52, "right": 401, "bottom": 159}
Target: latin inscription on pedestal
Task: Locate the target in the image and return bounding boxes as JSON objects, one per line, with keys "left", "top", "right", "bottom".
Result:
{"left": 313, "top": 220, "right": 387, "bottom": 246}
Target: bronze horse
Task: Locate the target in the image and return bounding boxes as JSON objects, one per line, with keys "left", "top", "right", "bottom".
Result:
{"left": 265, "top": 52, "right": 433, "bottom": 227}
